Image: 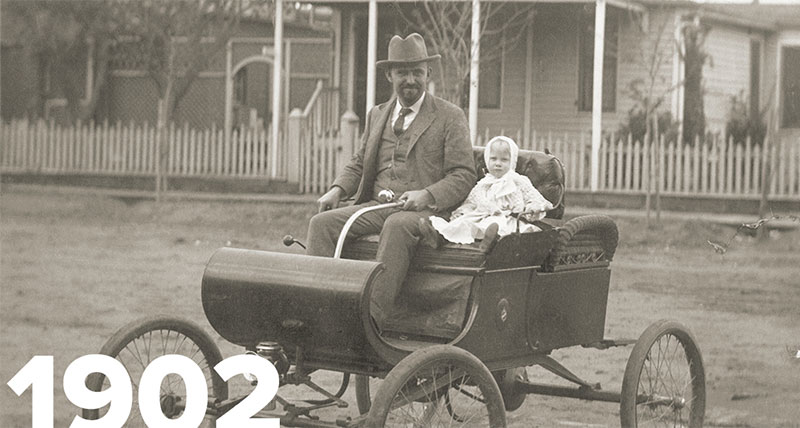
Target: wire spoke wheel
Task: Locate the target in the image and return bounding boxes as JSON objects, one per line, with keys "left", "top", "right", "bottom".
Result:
{"left": 367, "top": 345, "right": 506, "bottom": 427}
{"left": 621, "top": 320, "right": 705, "bottom": 428}
{"left": 82, "top": 316, "right": 227, "bottom": 426}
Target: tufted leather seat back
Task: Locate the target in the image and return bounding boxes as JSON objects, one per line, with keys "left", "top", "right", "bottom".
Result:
{"left": 472, "top": 146, "right": 565, "bottom": 219}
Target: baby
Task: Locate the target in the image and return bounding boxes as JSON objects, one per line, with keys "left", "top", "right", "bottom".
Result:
{"left": 420, "top": 136, "right": 553, "bottom": 247}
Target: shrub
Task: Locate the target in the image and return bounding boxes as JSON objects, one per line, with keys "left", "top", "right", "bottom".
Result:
{"left": 725, "top": 92, "right": 766, "bottom": 146}
{"left": 617, "top": 108, "right": 680, "bottom": 144}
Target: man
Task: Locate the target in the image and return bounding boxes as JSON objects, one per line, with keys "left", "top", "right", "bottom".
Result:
{"left": 306, "top": 33, "right": 476, "bottom": 327}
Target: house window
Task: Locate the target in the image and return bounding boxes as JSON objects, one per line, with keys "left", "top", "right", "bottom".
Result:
{"left": 479, "top": 44, "right": 503, "bottom": 109}
{"left": 750, "top": 40, "right": 761, "bottom": 119}
{"left": 782, "top": 46, "right": 800, "bottom": 128}
{"left": 578, "top": 9, "right": 617, "bottom": 112}
{"left": 234, "top": 68, "right": 247, "bottom": 105}
{"left": 459, "top": 34, "right": 504, "bottom": 109}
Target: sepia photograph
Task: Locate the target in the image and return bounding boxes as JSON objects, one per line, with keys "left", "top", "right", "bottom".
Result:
{"left": 1, "top": 0, "right": 799, "bottom": 426}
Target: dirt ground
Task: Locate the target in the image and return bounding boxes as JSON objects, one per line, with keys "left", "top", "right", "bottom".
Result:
{"left": 1, "top": 186, "right": 798, "bottom": 427}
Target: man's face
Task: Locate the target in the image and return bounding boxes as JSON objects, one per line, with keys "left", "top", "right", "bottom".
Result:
{"left": 386, "top": 63, "right": 429, "bottom": 106}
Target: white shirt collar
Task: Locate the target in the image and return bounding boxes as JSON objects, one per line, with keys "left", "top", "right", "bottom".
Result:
{"left": 392, "top": 92, "right": 425, "bottom": 132}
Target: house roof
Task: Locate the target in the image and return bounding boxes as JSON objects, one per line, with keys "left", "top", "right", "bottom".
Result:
{"left": 699, "top": 3, "right": 800, "bottom": 30}
{"left": 621, "top": 1, "right": 800, "bottom": 30}
{"left": 316, "top": 0, "right": 799, "bottom": 30}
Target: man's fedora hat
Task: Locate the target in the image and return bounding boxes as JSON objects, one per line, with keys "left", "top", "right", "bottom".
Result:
{"left": 376, "top": 33, "right": 441, "bottom": 68}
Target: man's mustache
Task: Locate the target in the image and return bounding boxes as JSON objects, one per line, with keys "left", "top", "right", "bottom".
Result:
{"left": 400, "top": 84, "right": 420, "bottom": 90}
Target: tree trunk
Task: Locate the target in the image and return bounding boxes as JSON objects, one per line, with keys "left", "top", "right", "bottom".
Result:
{"left": 156, "top": 42, "right": 177, "bottom": 201}
{"left": 644, "top": 108, "right": 652, "bottom": 228}
{"left": 653, "top": 113, "right": 661, "bottom": 224}
{"left": 757, "top": 135, "right": 771, "bottom": 241}
{"left": 155, "top": 99, "right": 165, "bottom": 202}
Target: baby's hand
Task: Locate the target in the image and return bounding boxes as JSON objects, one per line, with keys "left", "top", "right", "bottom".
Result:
{"left": 522, "top": 211, "right": 543, "bottom": 222}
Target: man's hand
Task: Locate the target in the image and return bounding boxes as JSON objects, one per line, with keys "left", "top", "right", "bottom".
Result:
{"left": 317, "top": 187, "right": 345, "bottom": 213}
{"left": 398, "top": 190, "right": 434, "bottom": 211}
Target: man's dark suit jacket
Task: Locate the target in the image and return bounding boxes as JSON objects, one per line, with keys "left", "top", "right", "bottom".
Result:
{"left": 332, "top": 93, "right": 476, "bottom": 212}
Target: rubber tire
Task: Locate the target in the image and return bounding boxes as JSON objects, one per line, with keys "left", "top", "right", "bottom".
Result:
{"left": 82, "top": 316, "right": 228, "bottom": 424}
{"left": 355, "top": 374, "right": 374, "bottom": 414}
{"left": 620, "top": 319, "right": 705, "bottom": 427}
{"left": 366, "top": 345, "right": 507, "bottom": 427}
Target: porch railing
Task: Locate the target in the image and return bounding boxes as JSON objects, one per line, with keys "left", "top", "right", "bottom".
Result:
{"left": 287, "top": 81, "right": 359, "bottom": 194}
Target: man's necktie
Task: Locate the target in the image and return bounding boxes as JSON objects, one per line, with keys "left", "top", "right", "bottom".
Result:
{"left": 393, "top": 108, "right": 412, "bottom": 136}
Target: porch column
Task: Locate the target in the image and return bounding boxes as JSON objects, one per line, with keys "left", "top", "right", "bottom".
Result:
{"left": 224, "top": 40, "right": 232, "bottom": 148}
{"left": 469, "top": 0, "right": 481, "bottom": 146}
{"left": 366, "top": 0, "right": 378, "bottom": 111}
{"left": 590, "top": 0, "right": 606, "bottom": 192}
{"left": 523, "top": 11, "right": 534, "bottom": 146}
{"left": 272, "top": 0, "right": 284, "bottom": 179}
{"left": 346, "top": 13, "right": 357, "bottom": 111}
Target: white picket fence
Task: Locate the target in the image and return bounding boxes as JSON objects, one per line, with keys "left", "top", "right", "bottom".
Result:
{"left": 0, "top": 119, "right": 275, "bottom": 178}
{"left": 477, "top": 129, "right": 800, "bottom": 198}
{"left": 2, "top": 117, "right": 799, "bottom": 198}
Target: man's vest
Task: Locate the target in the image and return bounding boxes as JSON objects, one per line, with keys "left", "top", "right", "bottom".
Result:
{"left": 372, "top": 117, "right": 423, "bottom": 199}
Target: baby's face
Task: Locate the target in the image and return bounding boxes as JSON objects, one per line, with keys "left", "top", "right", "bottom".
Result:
{"left": 487, "top": 142, "right": 512, "bottom": 178}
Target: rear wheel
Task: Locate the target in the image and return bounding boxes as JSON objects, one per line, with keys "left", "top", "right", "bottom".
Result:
{"left": 621, "top": 320, "right": 705, "bottom": 427}
{"left": 82, "top": 316, "right": 227, "bottom": 426}
{"left": 366, "top": 345, "right": 506, "bottom": 427}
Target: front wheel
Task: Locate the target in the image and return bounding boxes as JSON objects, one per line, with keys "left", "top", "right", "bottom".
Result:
{"left": 82, "top": 316, "right": 228, "bottom": 426}
{"left": 366, "top": 345, "right": 506, "bottom": 427}
{"left": 621, "top": 319, "right": 705, "bottom": 427}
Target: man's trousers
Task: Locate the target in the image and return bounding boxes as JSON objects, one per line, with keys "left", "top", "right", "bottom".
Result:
{"left": 306, "top": 201, "right": 433, "bottom": 326}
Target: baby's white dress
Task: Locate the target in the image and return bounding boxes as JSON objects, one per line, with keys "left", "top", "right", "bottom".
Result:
{"left": 430, "top": 171, "right": 554, "bottom": 245}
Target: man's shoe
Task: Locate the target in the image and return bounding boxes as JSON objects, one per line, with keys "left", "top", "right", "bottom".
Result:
{"left": 479, "top": 222, "right": 499, "bottom": 253}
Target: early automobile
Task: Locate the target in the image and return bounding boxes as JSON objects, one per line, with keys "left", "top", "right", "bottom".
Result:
{"left": 84, "top": 147, "right": 705, "bottom": 427}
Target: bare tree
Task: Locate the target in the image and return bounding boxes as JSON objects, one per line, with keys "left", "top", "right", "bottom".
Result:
{"left": 623, "top": 7, "right": 706, "bottom": 226}
{"left": 114, "top": 0, "right": 249, "bottom": 124}
{"left": 110, "top": 0, "right": 270, "bottom": 197}
{"left": 8, "top": 0, "right": 122, "bottom": 122}
{"left": 394, "top": 2, "right": 532, "bottom": 107}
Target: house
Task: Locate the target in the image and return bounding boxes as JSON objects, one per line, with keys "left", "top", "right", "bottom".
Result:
{"left": 0, "top": 2, "right": 337, "bottom": 132}
{"left": 1, "top": 0, "right": 798, "bottom": 201}
{"left": 4, "top": 1, "right": 797, "bottom": 142}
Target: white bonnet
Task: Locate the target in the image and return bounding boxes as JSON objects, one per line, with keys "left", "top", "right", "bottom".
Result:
{"left": 484, "top": 136, "right": 520, "bottom": 173}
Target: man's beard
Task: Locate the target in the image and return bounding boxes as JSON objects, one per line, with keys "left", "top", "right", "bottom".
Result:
{"left": 399, "top": 85, "right": 421, "bottom": 103}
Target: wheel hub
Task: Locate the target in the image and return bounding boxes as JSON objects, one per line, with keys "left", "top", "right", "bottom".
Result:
{"left": 160, "top": 394, "right": 183, "bottom": 418}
